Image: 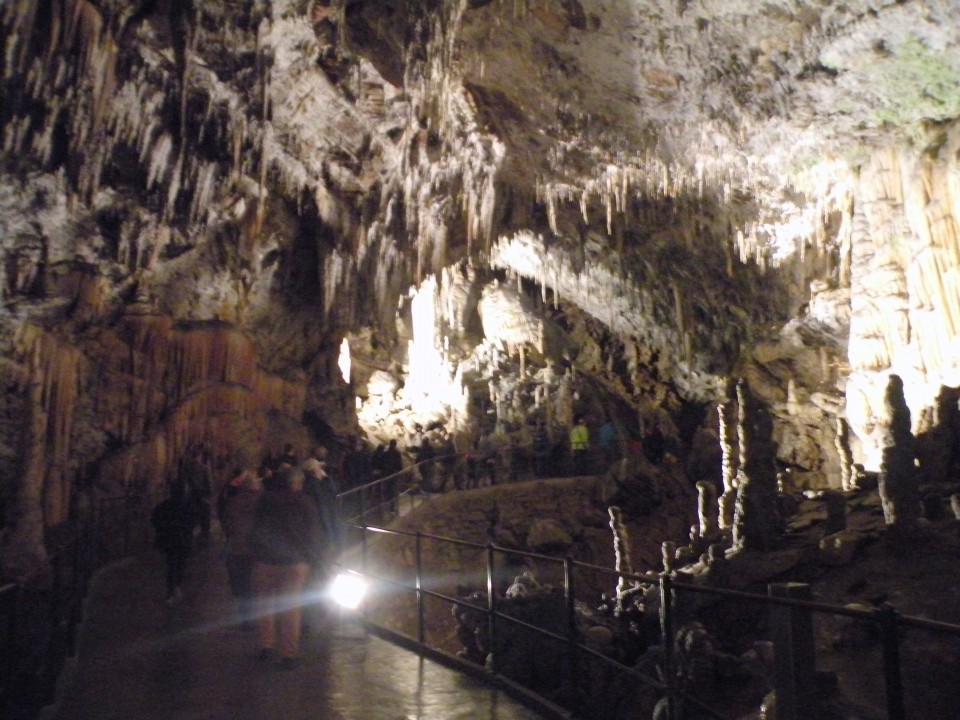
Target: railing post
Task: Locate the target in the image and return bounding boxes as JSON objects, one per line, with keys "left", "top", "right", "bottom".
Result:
{"left": 564, "top": 557, "right": 579, "bottom": 706}
{"left": 361, "top": 523, "right": 368, "bottom": 577}
{"left": 878, "top": 603, "right": 906, "bottom": 720}
{"left": 659, "top": 571, "right": 677, "bottom": 720}
{"left": 769, "top": 582, "right": 816, "bottom": 720}
{"left": 334, "top": 493, "right": 345, "bottom": 558}
{"left": 123, "top": 496, "right": 132, "bottom": 557}
{"left": 415, "top": 532, "right": 425, "bottom": 644}
{"left": 486, "top": 544, "right": 497, "bottom": 674}
{"left": 378, "top": 478, "right": 385, "bottom": 522}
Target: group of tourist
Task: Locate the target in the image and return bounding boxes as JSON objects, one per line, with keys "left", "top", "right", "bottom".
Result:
{"left": 149, "top": 416, "right": 670, "bottom": 667}
{"left": 152, "top": 442, "right": 340, "bottom": 670}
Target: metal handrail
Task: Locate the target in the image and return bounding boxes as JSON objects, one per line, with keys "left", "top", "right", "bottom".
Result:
{"left": 335, "top": 442, "right": 613, "bottom": 526}
{"left": 343, "top": 520, "right": 960, "bottom": 720}
{"left": 0, "top": 491, "right": 168, "bottom": 720}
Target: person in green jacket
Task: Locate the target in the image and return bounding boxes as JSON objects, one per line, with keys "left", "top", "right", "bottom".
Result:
{"left": 569, "top": 415, "right": 590, "bottom": 476}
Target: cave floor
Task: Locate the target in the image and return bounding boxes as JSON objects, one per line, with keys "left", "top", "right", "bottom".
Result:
{"left": 48, "top": 538, "right": 550, "bottom": 720}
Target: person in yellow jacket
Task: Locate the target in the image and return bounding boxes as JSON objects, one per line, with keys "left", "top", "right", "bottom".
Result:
{"left": 569, "top": 415, "right": 590, "bottom": 476}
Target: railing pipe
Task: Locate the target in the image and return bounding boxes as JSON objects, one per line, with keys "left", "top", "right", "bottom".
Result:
{"left": 563, "top": 557, "right": 579, "bottom": 707}
{"left": 878, "top": 602, "right": 907, "bottom": 720}
{"left": 486, "top": 543, "right": 497, "bottom": 674}
{"left": 123, "top": 497, "right": 132, "bottom": 556}
{"left": 361, "top": 523, "right": 368, "bottom": 580}
{"left": 659, "top": 571, "right": 677, "bottom": 720}
{"left": 415, "top": 532, "right": 424, "bottom": 645}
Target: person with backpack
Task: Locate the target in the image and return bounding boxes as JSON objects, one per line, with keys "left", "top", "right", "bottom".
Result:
{"left": 250, "top": 467, "right": 323, "bottom": 669}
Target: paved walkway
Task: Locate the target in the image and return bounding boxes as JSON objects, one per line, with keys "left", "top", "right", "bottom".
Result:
{"left": 46, "top": 539, "right": 548, "bottom": 720}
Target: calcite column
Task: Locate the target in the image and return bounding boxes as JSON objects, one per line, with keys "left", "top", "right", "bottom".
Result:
{"left": 608, "top": 506, "right": 634, "bottom": 613}
{"left": 878, "top": 374, "right": 920, "bottom": 533}
{"left": 835, "top": 417, "right": 857, "bottom": 491}
{"left": 696, "top": 481, "right": 719, "bottom": 543}
{"left": 717, "top": 398, "right": 738, "bottom": 529}
{"left": 732, "top": 379, "right": 782, "bottom": 551}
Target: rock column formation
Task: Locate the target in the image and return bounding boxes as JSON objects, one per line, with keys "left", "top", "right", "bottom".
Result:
{"left": 877, "top": 374, "right": 920, "bottom": 534}
{"left": 732, "top": 380, "right": 782, "bottom": 552}
{"left": 835, "top": 417, "right": 857, "bottom": 492}
{"left": 608, "top": 506, "right": 635, "bottom": 614}
{"left": 696, "top": 480, "right": 719, "bottom": 544}
{"left": 717, "top": 399, "right": 739, "bottom": 530}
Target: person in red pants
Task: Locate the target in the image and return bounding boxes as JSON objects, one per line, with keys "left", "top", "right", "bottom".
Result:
{"left": 250, "top": 467, "right": 323, "bottom": 669}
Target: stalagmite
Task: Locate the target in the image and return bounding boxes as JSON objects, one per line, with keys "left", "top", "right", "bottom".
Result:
{"left": 836, "top": 417, "right": 857, "bottom": 492}
{"left": 877, "top": 374, "right": 920, "bottom": 534}
{"left": 608, "top": 506, "right": 635, "bottom": 615}
{"left": 732, "top": 379, "right": 782, "bottom": 552}
{"left": 717, "top": 399, "right": 738, "bottom": 530}
{"left": 696, "top": 481, "right": 719, "bottom": 543}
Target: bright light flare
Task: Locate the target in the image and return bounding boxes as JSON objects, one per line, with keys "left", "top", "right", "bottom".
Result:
{"left": 338, "top": 337, "right": 351, "bottom": 384}
{"left": 330, "top": 573, "right": 368, "bottom": 610}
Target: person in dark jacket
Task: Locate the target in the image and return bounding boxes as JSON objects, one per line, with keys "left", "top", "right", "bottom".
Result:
{"left": 250, "top": 467, "right": 322, "bottom": 669}
{"left": 180, "top": 446, "right": 212, "bottom": 545}
{"left": 341, "top": 436, "right": 372, "bottom": 489}
{"left": 151, "top": 481, "right": 196, "bottom": 605}
{"left": 380, "top": 439, "right": 403, "bottom": 477}
{"left": 221, "top": 469, "right": 262, "bottom": 628}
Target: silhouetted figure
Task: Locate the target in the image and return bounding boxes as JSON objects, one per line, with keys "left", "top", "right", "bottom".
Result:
{"left": 217, "top": 467, "right": 246, "bottom": 528}
{"left": 221, "top": 470, "right": 262, "bottom": 627}
{"left": 301, "top": 446, "right": 340, "bottom": 553}
{"left": 533, "top": 425, "right": 551, "bottom": 477}
{"left": 278, "top": 443, "right": 298, "bottom": 468}
{"left": 416, "top": 438, "right": 438, "bottom": 492}
{"left": 370, "top": 444, "right": 387, "bottom": 479}
{"left": 342, "top": 437, "right": 372, "bottom": 489}
{"left": 151, "top": 481, "right": 196, "bottom": 605}
{"left": 180, "top": 446, "right": 212, "bottom": 545}
{"left": 251, "top": 468, "right": 322, "bottom": 669}
{"left": 598, "top": 418, "right": 618, "bottom": 466}
{"left": 380, "top": 439, "right": 403, "bottom": 477}
{"left": 644, "top": 422, "right": 666, "bottom": 465}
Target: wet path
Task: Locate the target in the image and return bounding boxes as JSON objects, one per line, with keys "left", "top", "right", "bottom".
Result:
{"left": 47, "top": 541, "right": 549, "bottom": 720}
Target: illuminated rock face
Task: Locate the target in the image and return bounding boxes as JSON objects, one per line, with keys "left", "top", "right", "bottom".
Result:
{"left": 3, "top": 0, "right": 960, "bottom": 575}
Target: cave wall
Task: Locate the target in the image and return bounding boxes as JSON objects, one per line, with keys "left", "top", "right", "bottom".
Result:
{"left": 3, "top": 0, "right": 960, "bottom": 580}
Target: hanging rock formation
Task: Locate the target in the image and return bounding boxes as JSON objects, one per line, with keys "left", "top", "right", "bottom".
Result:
{"left": 5, "top": 1, "right": 960, "bottom": 581}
